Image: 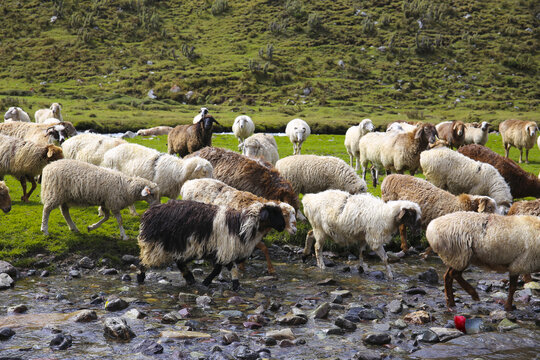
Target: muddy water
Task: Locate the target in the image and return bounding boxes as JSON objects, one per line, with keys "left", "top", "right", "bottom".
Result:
{"left": 0, "top": 248, "right": 538, "bottom": 359}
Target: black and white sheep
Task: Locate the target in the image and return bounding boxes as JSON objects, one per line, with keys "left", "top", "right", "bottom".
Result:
{"left": 285, "top": 119, "right": 311, "bottom": 155}
{"left": 4, "top": 107, "right": 31, "bottom": 122}
{"left": 35, "top": 103, "right": 63, "bottom": 123}
{"left": 0, "top": 121, "right": 76, "bottom": 146}
{"left": 61, "top": 133, "right": 127, "bottom": 166}
{"left": 242, "top": 133, "right": 279, "bottom": 165}
{"left": 40, "top": 159, "right": 160, "bottom": 240}
{"left": 192, "top": 107, "right": 209, "bottom": 124}
{"left": 168, "top": 115, "right": 220, "bottom": 157}
{"left": 232, "top": 115, "right": 255, "bottom": 152}
{"left": 136, "top": 199, "right": 286, "bottom": 289}
{"left": 344, "top": 118, "right": 375, "bottom": 170}
{"left": 499, "top": 118, "right": 538, "bottom": 163}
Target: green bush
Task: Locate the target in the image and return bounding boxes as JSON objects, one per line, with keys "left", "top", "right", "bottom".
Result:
{"left": 211, "top": 0, "right": 229, "bottom": 15}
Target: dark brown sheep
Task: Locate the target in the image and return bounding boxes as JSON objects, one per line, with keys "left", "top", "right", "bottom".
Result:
{"left": 458, "top": 144, "right": 540, "bottom": 199}
{"left": 167, "top": 115, "right": 219, "bottom": 157}
{"left": 435, "top": 121, "right": 465, "bottom": 149}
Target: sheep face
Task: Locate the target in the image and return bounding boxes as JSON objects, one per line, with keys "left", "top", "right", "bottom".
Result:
{"left": 416, "top": 124, "right": 438, "bottom": 144}
{"left": 51, "top": 103, "right": 62, "bottom": 118}
{"left": 281, "top": 204, "right": 297, "bottom": 235}
{"left": 45, "top": 145, "right": 64, "bottom": 163}
{"left": 361, "top": 119, "right": 375, "bottom": 132}
{"left": 453, "top": 122, "right": 465, "bottom": 137}
{"left": 201, "top": 115, "right": 219, "bottom": 131}
{"left": 294, "top": 127, "right": 306, "bottom": 142}
{"left": 481, "top": 122, "right": 490, "bottom": 131}
{"left": 4, "top": 107, "right": 16, "bottom": 121}
{"left": 526, "top": 123, "right": 538, "bottom": 137}
{"left": 397, "top": 206, "right": 422, "bottom": 236}
{"left": 45, "top": 124, "right": 69, "bottom": 144}
{"left": 140, "top": 185, "right": 160, "bottom": 206}
{"left": 0, "top": 182, "right": 11, "bottom": 214}
{"left": 260, "top": 204, "right": 286, "bottom": 233}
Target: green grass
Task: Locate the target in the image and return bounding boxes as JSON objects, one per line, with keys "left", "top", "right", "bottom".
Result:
{"left": 0, "top": 132, "right": 538, "bottom": 267}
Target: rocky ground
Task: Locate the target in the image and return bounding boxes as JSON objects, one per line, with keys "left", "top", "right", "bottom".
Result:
{"left": 0, "top": 245, "right": 539, "bottom": 360}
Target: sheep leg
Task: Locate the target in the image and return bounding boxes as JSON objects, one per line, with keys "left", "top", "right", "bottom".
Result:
{"left": 88, "top": 208, "right": 110, "bottom": 232}
{"left": 444, "top": 267, "right": 456, "bottom": 308}
{"left": 361, "top": 164, "right": 367, "bottom": 180}
{"left": 399, "top": 224, "right": 408, "bottom": 252}
{"left": 452, "top": 269, "right": 480, "bottom": 301}
{"left": 41, "top": 205, "right": 54, "bottom": 235}
{"left": 202, "top": 264, "right": 222, "bottom": 286}
{"left": 18, "top": 177, "right": 29, "bottom": 202}
{"left": 505, "top": 274, "right": 518, "bottom": 312}
{"left": 177, "top": 261, "right": 196, "bottom": 285}
{"left": 312, "top": 229, "right": 326, "bottom": 269}
{"left": 355, "top": 157, "right": 360, "bottom": 172}
{"left": 525, "top": 149, "right": 529, "bottom": 164}
{"left": 60, "top": 204, "right": 79, "bottom": 232}
{"left": 349, "top": 154, "right": 354, "bottom": 168}
{"left": 112, "top": 211, "right": 129, "bottom": 241}
{"left": 128, "top": 204, "right": 139, "bottom": 216}
{"left": 373, "top": 245, "right": 393, "bottom": 280}
{"left": 256, "top": 241, "right": 275, "bottom": 275}
{"left": 518, "top": 148, "right": 523, "bottom": 163}
{"left": 136, "top": 264, "right": 146, "bottom": 283}
{"left": 504, "top": 143, "right": 510, "bottom": 158}
{"left": 302, "top": 230, "right": 315, "bottom": 262}
{"left": 21, "top": 176, "right": 37, "bottom": 202}
{"left": 357, "top": 244, "right": 368, "bottom": 274}
{"left": 370, "top": 167, "right": 378, "bottom": 188}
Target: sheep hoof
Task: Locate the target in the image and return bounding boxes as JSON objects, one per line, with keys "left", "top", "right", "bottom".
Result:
{"left": 21, "top": 196, "right": 29, "bottom": 202}
{"left": 231, "top": 279, "right": 240, "bottom": 291}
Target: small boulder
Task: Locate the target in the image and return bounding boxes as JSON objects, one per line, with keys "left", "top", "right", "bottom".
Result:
{"left": 362, "top": 332, "right": 391, "bottom": 346}
{"left": 103, "top": 317, "right": 135, "bottom": 340}
{"left": 123, "top": 309, "right": 147, "bottom": 320}
{"left": 0, "top": 327, "right": 15, "bottom": 340}
{"left": 276, "top": 312, "right": 307, "bottom": 326}
{"left": 418, "top": 268, "right": 438, "bottom": 284}
{"left": 78, "top": 257, "right": 95, "bottom": 269}
{"left": 358, "top": 308, "right": 385, "bottom": 321}
{"left": 221, "top": 332, "right": 240, "bottom": 345}
{"left": 335, "top": 317, "right": 357, "bottom": 332}
{"left": 133, "top": 339, "right": 163, "bottom": 355}
{"left": 0, "top": 273, "right": 14, "bottom": 289}
{"left": 104, "top": 297, "right": 128, "bottom": 312}
{"left": 416, "top": 330, "right": 439, "bottom": 343}
{"left": 404, "top": 310, "right": 433, "bottom": 325}
{"left": 7, "top": 304, "right": 28, "bottom": 314}
{"left": 498, "top": 318, "right": 519, "bottom": 332}
{"left": 50, "top": 333, "right": 73, "bottom": 350}
{"left": 388, "top": 299, "right": 403, "bottom": 314}
{"left": 232, "top": 345, "right": 258, "bottom": 360}
{"left": 310, "top": 302, "right": 330, "bottom": 319}
{"left": 73, "top": 310, "right": 98, "bottom": 323}
{"left": 0, "top": 260, "right": 17, "bottom": 278}
{"left": 266, "top": 328, "right": 295, "bottom": 340}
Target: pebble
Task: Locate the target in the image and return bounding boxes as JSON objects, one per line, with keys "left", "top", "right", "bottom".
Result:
{"left": 162, "top": 312, "right": 180, "bottom": 324}
{"left": 276, "top": 312, "right": 307, "bottom": 325}
{"left": 227, "top": 296, "right": 246, "bottom": 304}
{"left": 266, "top": 328, "right": 295, "bottom": 340}
{"left": 178, "top": 307, "right": 191, "bottom": 318}
{"left": 243, "top": 321, "right": 262, "bottom": 329}
{"left": 317, "top": 278, "right": 337, "bottom": 286}
{"left": 178, "top": 292, "right": 198, "bottom": 303}
{"left": 133, "top": 339, "right": 163, "bottom": 355}
{"left": 358, "top": 308, "right": 385, "bottom": 320}
{"left": 362, "top": 332, "right": 391, "bottom": 346}
{"left": 160, "top": 330, "right": 211, "bottom": 339}
{"left": 219, "top": 310, "right": 244, "bottom": 319}
{"left": 393, "top": 319, "right": 408, "bottom": 329}
{"left": 279, "top": 339, "right": 295, "bottom": 347}
{"left": 404, "top": 287, "right": 426, "bottom": 295}
{"left": 49, "top": 333, "right": 73, "bottom": 350}
{"left": 498, "top": 318, "right": 519, "bottom": 331}
{"left": 334, "top": 317, "right": 357, "bottom": 332}
{"left": 122, "top": 255, "right": 139, "bottom": 265}
{"left": 69, "top": 270, "right": 81, "bottom": 278}
{"left": 196, "top": 295, "right": 213, "bottom": 308}
{"left": 332, "top": 294, "right": 344, "bottom": 304}
{"left": 404, "top": 310, "right": 433, "bottom": 324}
{"left": 0, "top": 327, "right": 15, "bottom": 340}
{"left": 373, "top": 323, "right": 390, "bottom": 332}
{"left": 418, "top": 268, "right": 439, "bottom": 284}
{"left": 367, "top": 271, "right": 385, "bottom": 280}
{"left": 344, "top": 307, "right": 363, "bottom": 323}
{"left": 416, "top": 330, "right": 439, "bottom": 343}
{"left": 103, "top": 317, "right": 135, "bottom": 340}
{"left": 325, "top": 327, "right": 345, "bottom": 336}
{"left": 121, "top": 274, "right": 131, "bottom": 282}
{"left": 310, "top": 302, "right": 330, "bottom": 319}
{"left": 8, "top": 304, "right": 28, "bottom": 314}
{"left": 104, "top": 297, "right": 129, "bottom": 312}
{"left": 0, "top": 260, "right": 17, "bottom": 278}
{"left": 78, "top": 257, "right": 95, "bottom": 269}
{"left": 352, "top": 349, "right": 382, "bottom": 360}
{"left": 388, "top": 299, "right": 403, "bottom": 314}
{"left": 40, "top": 270, "right": 49, "bottom": 278}
{"left": 232, "top": 345, "right": 258, "bottom": 360}
{"left": 331, "top": 289, "right": 351, "bottom": 298}
{"left": 73, "top": 310, "right": 98, "bottom": 322}
{"left": 123, "top": 309, "right": 147, "bottom": 320}
{"left": 491, "top": 291, "right": 507, "bottom": 300}
{"left": 101, "top": 268, "right": 118, "bottom": 275}
{"left": 221, "top": 332, "right": 239, "bottom": 345}
{"left": 429, "top": 327, "right": 463, "bottom": 342}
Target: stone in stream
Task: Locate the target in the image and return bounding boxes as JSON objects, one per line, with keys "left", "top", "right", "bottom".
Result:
{"left": 498, "top": 318, "right": 519, "bottom": 331}
{"left": 78, "top": 256, "right": 95, "bottom": 269}
{"left": 133, "top": 339, "right": 164, "bottom": 355}
{"left": 221, "top": 332, "right": 239, "bottom": 345}
{"left": 388, "top": 299, "right": 403, "bottom": 314}
{"left": 325, "top": 327, "right": 345, "bottom": 336}
{"left": 332, "top": 294, "right": 344, "bottom": 304}
{"left": 178, "top": 292, "right": 198, "bottom": 303}
{"left": 317, "top": 278, "right": 337, "bottom": 286}
{"left": 227, "top": 296, "right": 246, "bottom": 305}
{"left": 358, "top": 308, "right": 385, "bottom": 321}
{"left": 232, "top": 345, "right": 258, "bottom": 360}
{"left": 196, "top": 295, "right": 213, "bottom": 308}
{"left": 418, "top": 268, "right": 439, "bottom": 284}
{"left": 352, "top": 348, "right": 383, "bottom": 360}
{"left": 0, "top": 260, "right": 17, "bottom": 278}
{"left": 279, "top": 339, "right": 295, "bottom": 347}
{"left": 310, "top": 302, "right": 330, "bottom": 319}
{"left": 103, "top": 317, "right": 135, "bottom": 340}
{"left": 121, "top": 254, "right": 139, "bottom": 265}
{"left": 524, "top": 281, "right": 540, "bottom": 290}
{"left": 243, "top": 321, "right": 262, "bottom": 329}
{"left": 0, "top": 327, "right": 15, "bottom": 340}
{"left": 334, "top": 317, "right": 357, "bottom": 332}
{"left": 160, "top": 330, "right": 211, "bottom": 339}
{"left": 265, "top": 328, "right": 295, "bottom": 340}
{"left": 0, "top": 273, "right": 14, "bottom": 289}
{"left": 49, "top": 333, "right": 73, "bottom": 350}
{"left": 331, "top": 289, "right": 351, "bottom": 298}
{"left": 162, "top": 312, "right": 180, "bottom": 324}
{"left": 219, "top": 310, "right": 244, "bottom": 319}
{"left": 7, "top": 304, "right": 28, "bottom": 314}
{"left": 276, "top": 312, "right": 307, "bottom": 325}
{"left": 429, "top": 327, "right": 463, "bottom": 342}
{"left": 344, "top": 307, "right": 363, "bottom": 323}
{"left": 392, "top": 319, "right": 408, "bottom": 329}
{"left": 121, "top": 274, "right": 131, "bottom": 282}
{"left": 73, "top": 310, "right": 98, "bottom": 322}
{"left": 403, "top": 310, "right": 434, "bottom": 324}
{"left": 68, "top": 270, "right": 81, "bottom": 278}
{"left": 367, "top": 271, "right": 385, "bottom": 280}
{"left": 100, "top": 268, "right": 118, "bottom": 275}
{"left": 404, "top": 287, "right": 427, "bottom": 295}
{"left": 362, "top": 332, "right": 391, "bottom": 346}
{"left": 123, "top": 309, "right": 147, "bottom": 320}
{"left": 416, "top": 330, "right": 440, "bottom": 343}
{"left": 104, "top": 297, "right": 128, "bottom": 312}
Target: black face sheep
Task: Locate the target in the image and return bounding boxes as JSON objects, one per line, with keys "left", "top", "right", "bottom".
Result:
{"left": 435, "top": 121, "right": 465, "bottom": 149}
{"left": 0, "top": 134, "right": 64, "bottom": 202}
{"left": 0, "top": 121, "right": 76, "bottom": 146}
{"left": 302, "top": 189, "right": 422, "bottom": 280}
{"left": 137, "top": 199, "right": 286, "bottom": 290}
{"left": 0, "top": 181, "right": 11, "bottom": 213}
{"left": 458, "top": 144, "right": 540, "bottom": 199}
{"left": 499, "top": 118, "right": 538, "bottom": 164}
{"left": 168, "top": 114, "right": 220, "bottom": 157}
{"left": 40, "top": 159, "right": 160, "bottom": 240}
{"left": 185, "top": 147, "right": 303, "bottom": 220}
{"left": 426, "top": 212, "right": 540, "bottom": 311}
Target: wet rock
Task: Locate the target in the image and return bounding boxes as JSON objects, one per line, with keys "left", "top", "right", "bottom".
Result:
{"left": 122, "top": 274, "right": 131, "bottom": 282}
{"left": 310, "top": 302, "right": 330, "bottom": 319}
{"left": 219, "top": 310, "right": 244, "bottom": 319}
{"left": 103, "top": 317, "right": 136, "bottom": 340}
{"left": 162, "top": 312, "right": 180, "bottom": 324}
{"left": 178, "top": 292, "right": 198, "bottom": 303}
{"left": 78, "top": 256, "right": 95, "bottom": 269}
{"left": 211, "top": 351, "right": 234, "bottom": 360}
{"left": 7, "top": 304, "right": 28, "bottom": 314}
{"left": 269, "top": 301, "right": 281, "bottom": 312}
{"left": 491, "top": 291, "right": 507, "bottom": 300}
{"left": 134, "top": 339, "right": 164, "bottom": 355}
{"left": 178, "top": 307, "right": 191, "bottom": 318}
{"left": 221, "top": 332, "right": 239, "bottom": 345}
{"left": 227, "top": 296, "right": 246, "bottom": 305}
{"left": 393, "top": 319, "right": 408, "bottom": 329}
{"left": 404, "top": 310, "right": 434, "bottom": 324}
{"left": 0, "top": 327, "right": 15, "bottom": 340}
{"left": 160, "top": 330, "right": 211, "bottom": 339}
{"left": 352, "top": 348, "right": 383, "bottom": 360}
{"left": 123, "top": 309, "right": 147, "bottom": 320}
{"left": 55, "top": 293, "right": 67, "bottom": 301}
{"left": 243, "top": 321, "right": 262, "bottom": 329}
{"left": 73, "top": 310, "right": 98, "bottom": 322}
{"left": 373, "top": 323, "right": 390, "bottom": 332}
{"left": 358, "top": 308, "right": 385, "bottom": 320}
{"left": 49, "top": 333, "right": 72, "bottom": 350}
{"left": 276, "top": 312, "right": 307, "bottom": 325}
{"left": 317, "top": 278, "right": 337, "bottom": 286}
{"left": 367, "top": 271, "right": 385, "bottom": 280}
{"left": 404, "top": 287, "right": 426, "bottom": 295}
{"left": 524, "top": 281, "right": 540, "bottom": 290}
{"left": 429, "top": 327, "right": 463, "bottom": 342}
{"left": 498, "top": 318, "right": 519, "bottom": 331}
{"left": 27, "top": 269, "right": 37, "bottom": 276}
{"left": 331, "top": 289, "right": 351, "bottom": 298}
{"left": 0, "top": 273, "right": 14, "bottom": 289}
{"left": 489, "top": 309, "right": 508, "bottom": 321}
{"left": 90, "top": 294, "right": 104, "bottom": 305}
{"left": 247, "top": 314, "right": 266, "bottom": 324}
{"left": 0, "top": 260, "right": 17, "bottom": 278}
{"left": 418, "top": 268, "right": 439, "bottom": 284}
{"left": 232, "top": 345, "right": 258, "bottom": 360}
{"left": 101, "top": 268, "right": 118, "bottom": 275}
{"left": 515, "top": 288, "right": 532, "bottom": 302}
{"left": 122, "top": 254, "right": 139, "bottom": 265}
{"left": 323, "top": 258, "right": 336, "bottom": 267}
{"left": 325, "top": 327, "right": 345, "bottom": 335}
{"left": 264, "top": 337, "right": 277, "bottom": 346}
{"left": 417, "top": 330, "right": 439, "bottom": 343}
{"left": 332, "top": 294, "right": 344, "bottom": 304}
{"left": 279, "top": 339, "right": 295, "bottom": 347}
{"left": 344, "top": 307, "right": 363, "bottom": 323}
{"left": 40, "top": 270, "right": 50, "bottom": 277}
{"left": 266, "top": 328, "right": 295, "bottom": 340}
{"left": 105, "top": 297, "right": 128, "bottom": 312}
{"left": 335, "top": 317, "right": 357, "bottom": 332}
{"left": 362, "top": 332, "right": 391, "bottom": 346}
{"left": 196, "top": 295, "right": 213, "bottom": 308}
{"left": 69, "top": 270, "right": 81, "bottom": 278}
{"left": 388, "top": 299, "right": 403, "bottom": 314}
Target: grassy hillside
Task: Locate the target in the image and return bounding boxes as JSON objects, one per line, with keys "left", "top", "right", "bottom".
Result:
{"left": 0, "top": 0, "right": 538, "bottom": 132}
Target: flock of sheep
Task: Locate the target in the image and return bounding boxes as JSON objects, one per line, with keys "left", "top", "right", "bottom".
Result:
{"left": 1, "top": 104, "right": 540, "bottom": 312}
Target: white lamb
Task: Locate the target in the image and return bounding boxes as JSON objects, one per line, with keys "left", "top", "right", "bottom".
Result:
{"left": 344, "top": 119, "right": 375, "bottom": 170}
{"left": 285, "top": 119, "right": 311, "bottom": 155}
{"left": 243, "top": 133, "right": 279, "bottom": 165}
{"left": 35, "top": 103, "right": 63, "bottom": 123}
{"left": 275, "top": 154, "right": 367, "bottom": 195}
{"left": 232, "top": 115, "right": 255, "bottom": 152}
{"left": 463, "top": 122, "right": 490, "bottom": 146}
{"left": 420, "top": 147, "right": 512, "bottom": 212}
{"left": 61, "top": 133, "right": 127, "bottom": 166}
{"left": 302, "top": 190, "right": 421, "bottom": 280}
{"left": 4, "top": 107, "right": 31, "bottom": 122}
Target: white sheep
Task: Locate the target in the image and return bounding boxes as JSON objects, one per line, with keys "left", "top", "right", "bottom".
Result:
{"left": 344, "top": 119, "right": 375, "bottom": 170}
{"left": 386, "top": 122, "right": 417, "bottom": 133}
{"left": 4, "top": 107, "right": 31, "bottom": 122}
{"left": 40, "top": 159, "right": 160, "bottom": 240}
{"left": 232, "top": 115, "right": 255, "bottom": 152}
{"left": 0, "top": 121, "right": 76, "bottom": 146}
{"left": 463, "top": 122, "right": 490, "bottom": 146}
{"left": 242, "top": 133, "right": 279, "bottom": 165}
{"left": 137, "top": 126, "right": 173, "bottom": 136}
{"left": 426, "top": 212, "right": 540, "bottom": 311}
{"left": 275, "top": 154, "right": 367, "bottom": 195}
{"left": 192, "top": 107, "right": 209, "bottom": 124}
{"left": 420, "top": 147, "right": 512, "bottom": 211}
{"left": 61, "top": 133, "right": 127, "bottom": 166}
{"left": 499, "top": 118, "right": 538, "bottom": 163}
{"left": 35, "top": 103, "right": 63, "bottom": 123}
{"left": 302, "top": 190, "right": 421, "bottom": 280}
{"left": 285, "top": 118, "right": 310, "bottom": 155}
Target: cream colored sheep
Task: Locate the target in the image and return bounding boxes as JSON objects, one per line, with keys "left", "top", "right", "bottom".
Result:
{"left": 61, "top": 133, "right": 127, "bottom": 166}
{"left": 35, "top": 103, "right": 63, "bottom": 123}
{"left": 386, "top": 121, "right": 417, "bottom": 133}
{"left": 463, "top": 122, "right": 490, "bottom": 146}
{"left": 420, "top": 147, "right": 512, "bottom": 211}
{"left": 41, "top": 159, "right": 159, "bottom": 240}
{"left": 136, "top": 126, "right": 173, "bottom": 136}
{"left": 232, "top": 115, "right": 255, "bottom": 152}
{"left": 302, "top": 190, "right": 421, "bottom": 280}
{"left": 499, "top": 119, "right": 538, "bottom": 163}
{"left": 275, "top": 154, "right": 367, "bottom": 195}
{"left": 426, "top": 212, "right": 540, "bottom": 311}
{"left": 285, "top": 119, "right": 310, "bottom": 155}
{"left": 243, "top": 133, "right": 279, "bottom": 165}
{"left": 4, "top": 107, "right": 31, "bottom": 122}
{"left": 344, "top": 119, "right": 375, "bottom": 170}
{"left": 0, "top": 121, "right": 76, "bottom": 146}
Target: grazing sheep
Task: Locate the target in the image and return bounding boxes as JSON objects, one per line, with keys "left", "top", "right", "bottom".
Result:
{"left": 463, "top": 122, "right": 490, "bottom": 146}
{"left": 136, "top": 126, "right": 174, "bottom": 136}
{"left": 420, "top": 147, "right": 512, "bottom": 211}
{"left": 458, "top": 144, "right": 540, "bottom": 199}
{"left": 344, "top": 119, "right": 375, "bottom": 170}
{"left": 275, "top": 154, "right": 367, "bottom": 195}
{"left": 359, "top": 123, "right": 438, "bottom": 187}
{"left": 426, "top": 212, "right": 540, "bottom": 311}
{"left": 185, "top": 147, "right": 303, "bottom": 219}
{"left": 243, "top": 133, "right": 279, "bottom": 165}
{"left": 0, "top": 181, "right": 11, "bottom": 213}
{"left": 35, "top": 103, "right": 63, "bottom": 123}
{"left": 136, "top": 199, "right": 286, "bottom": 289}
{"left": 168, "top": 115, "right": 220, "bottom": 157}
{"left": 0, "top": 134, "right": 63, "bottom": 202}
{"left": 192, "top": 107, "right": 209, "bottom": 124}
{"left": 381, "top": 174, "right": 500, "bottom": 252}
{"left": 62, "top": 133, "right": 127, "bottom": 166}
{"left": 302, "top": 190, "right": 421, "bottom": 279}
{"left": 386, "top": 121, "right": 417, "bottom": 133}
{"left": 435, "top": 121, "right": 465, "bottom": 149}
{"left": 499, "top": 118, "right": 538, "bottom": 163}
{"left": 4, "top": 107, "right": 31, "bottom": 122}
{"left": 508, "top": 199, "right": 540, "bottom": 216}
{"left": 40, "top": 159, "right": 159, "bottom": 240}
{"left": 180, "top": 178, "right": 297, "bottom": 274}
{"left": 232, "top": 115, "right": 255, "bottom": 152}
{"left": 0, "top": 121, "right": 76, "bottom": 146}
{"left": 285, "top": 119, "right": 311, "bottom": 155}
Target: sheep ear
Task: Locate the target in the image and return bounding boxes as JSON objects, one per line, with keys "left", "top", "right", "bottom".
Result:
{"left": 211, "top": 117, "right": 220, "bottom": 125}
{"left": 397, "top": 209, "right": 407, "bottom": 222}
{"left": 141, "top": 186, "right": 151, "bottom": 197}
{"left": 478, "top": 199, "right": 486, "bottom": 213}
{"left": 414, "top": 127, "right": 423, "bottom": 139}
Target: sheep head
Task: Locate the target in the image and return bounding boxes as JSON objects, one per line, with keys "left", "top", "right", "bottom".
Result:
{"left": 0, "top": 182, "right": 11, "bottom": 214}
{"left": 50, "top": 103, "right": 62, "bottom": 118}
{"left": 360, "top": 118, "right": 375, "bottom": 132}
{"left": 201, "top": 115, "right": 220, "bottom": 130}
{"left": 259, "top": 203, "right": 286, "bottom": 232}
{"left": 471, "top": 195, "right": 497, "bottom": 214}
{"left": 415, "top": 123, "right": 438, "bottom": 144}
{"left": 4, "top": 107, "right": 16, "bottom": 121}
{"left": 453, "top": 121, "right": 465, "bottom": 137}
{"left": 526, "top": 122, "right": 538, "bottom": 137}
{"left": 481, "top": 122, "right": 490, "bottom": 132}
{"left": 45, "top": 144, "right": 64, "bottom": 162}
{"left": 396, "top": 204, "right": 422, "bottom": 236}
{"left": 139, "top": 183, "right": 160, "bottom": 206}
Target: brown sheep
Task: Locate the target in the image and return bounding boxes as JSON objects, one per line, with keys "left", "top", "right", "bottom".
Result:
{"left": 508, "top": 198, "right": 540, "bottom": 216}
{"left": 499, "top": 118, "right": 538, "bottom": 163}
{"left": 458, "top": 144, "right": 540, "bottom": 199}
{"left": 435, "top": 121, "right": 465, "bottom": 149}
{"left": 167, "top": 115, "right": 219, "bottom": 157}
{"left": 0, "top": 181, "right": 11, "bottom": 213}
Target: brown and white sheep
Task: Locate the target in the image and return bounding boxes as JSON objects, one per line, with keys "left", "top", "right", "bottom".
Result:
{"left": 168, "top": 115, "right": 220, "bottom": 157}
{"left": 435, "top": 121, "right": 465, "bottom": 149}
{"left": 0, "top": 121, "right": 76, "bottom": 146}
{"left": 381, "top": 174, "right": 499, "bottom": 252}
{"left": 136, "top": 126, "right": 173, "bottom": 136}
{"left": 499, "top": 119, "right": 538, "bottom": 163}
{"left": 0, "top": 134, "right": 64, "bottom": 202}
{"left": 458, "top": 144, "right": 540, "bottom": 199}
{"left": 0, "top": 181, "right": 11, "bottom": 213}
{"left": 426, "top": 212, "right": 540, "bottom": 311}
{"left": 463, "top": 122, "right": 490, "bottom": 146}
